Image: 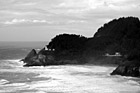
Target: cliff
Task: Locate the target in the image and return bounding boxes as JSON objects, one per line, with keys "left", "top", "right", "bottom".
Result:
{"left": 22, "top": 16, "right": 140, "bottom": 77}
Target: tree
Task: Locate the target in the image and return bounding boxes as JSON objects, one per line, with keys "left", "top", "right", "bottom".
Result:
{"left": 47, "top": 33, "right": 88, "bottom": 52}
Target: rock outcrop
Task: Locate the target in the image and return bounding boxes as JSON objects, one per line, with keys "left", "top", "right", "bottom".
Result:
{"left": 24, "top": 49, "right": 37, "bottom": 61}
{"left": 22, "top": 48, "right": 48, "bottom": 66}
{"left": 111, "top": 61, "right": 140, "bottom": 77}
{"left": 22, "top": 47, "right": 81, "bottom": 66}
{"left": 21, "top": 16, "right": 140, "bottom": 74}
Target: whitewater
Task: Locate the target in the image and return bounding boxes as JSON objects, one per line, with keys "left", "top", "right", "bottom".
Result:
{"left": 0, "top": 60, "right": 140, "bottom": 93}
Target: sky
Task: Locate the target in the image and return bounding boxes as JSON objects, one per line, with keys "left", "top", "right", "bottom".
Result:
{"left": 0, "top": 0, "right": 140, "bottom": 41}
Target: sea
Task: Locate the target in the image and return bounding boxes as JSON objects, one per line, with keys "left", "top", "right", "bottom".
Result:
{"left": 0, "top": 41, "right": 140, "bottom": 93}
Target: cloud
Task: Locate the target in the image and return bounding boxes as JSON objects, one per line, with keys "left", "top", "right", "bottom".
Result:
{"left": 0, "top": 0, "right": 140, "bottom": 20}
{"left": 0, "top": 0, "right": 140, "bottom": 34}
{"left": 4, "top": 19, "right": 27, "bottom": 24}
{"left": 16, "top": 2, "right": 37, "bottom": 6}
{"left": 32, "top": 20, "right": 46, "bottom": 23}
{"left": 55, "top": 0, "right": 140, "bottom": 13}
{"left": 67, "top": 20, "right": 86, "bottom": 24}
{"left": 0, "top": 10, "right": 38, "bottom": 16}
{"left": 4, "top": 19, "right": 47, "bottom": 25}
{"left": 2, "top": 18, "right": 87, "bottom": 27}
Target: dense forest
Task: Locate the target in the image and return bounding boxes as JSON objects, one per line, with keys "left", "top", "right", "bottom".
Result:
{"left": 22, "top": 16, "right": 140, "bottom": 77}
{"left": 92, "top": 17, "right": 140, "bottom": 63}
{"left": 46, "top": 17, "right": 140, "bottom": 64}
{"left": 23, "top": 16, "right": 140, "bottom": 66}
{"left": 46, "top": 34, "right": 88, "bottom": 63}
{"left": 47, "top": 34, "right": 88, "bottom": 52}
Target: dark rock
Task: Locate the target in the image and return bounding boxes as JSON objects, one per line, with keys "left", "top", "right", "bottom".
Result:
{"left": 22, "top": 49, "right": 45, "bottom": 66}
{"left": 111, "top": 62, "right": 140, "bottom": 77}
{"left": 111, "top": 65, "right": 127, "bottom": 75}
{"left": 23, "top": 55, "right": 45, "bottom": 67}
{"left": 37, "top": 54, "right": 47, "bottom": 66}
{"left": 22, "top": 48, "right": 57, "bottom": 66}
{"left": 24, "top": 49, "right": 37, "bottom": 62}
{"left": 22, "top": 17, "right": 140, "bottom": 67}
{"left": 22, "top": 48, "right": 79, "bottom": 66}
{"left": 38, "top": 47, "right": 45, "bottom": 54}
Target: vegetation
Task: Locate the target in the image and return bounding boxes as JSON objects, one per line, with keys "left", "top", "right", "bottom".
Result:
{"left": 46, "top": 17, "right": 140, "bottom": 64}
{"left": 85, "top": 17, "right": 140, "bottom": 64}
{"left": 23, "top": 16, "right": 140, "bottom": 77}
{"left": 47, "top": 34, "right": 88, "bottom": 51}
{"left": 23, "top": 16, "right": 140, "bottom": 66}
{"left": 47, "top": 34, "right": 88, "bottom": 63}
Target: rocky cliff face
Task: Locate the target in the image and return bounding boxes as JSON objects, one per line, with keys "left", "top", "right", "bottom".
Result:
{"left": 21, "top": 17, "right": 140, "bottom": 78}
{"left": 22, "top": 48, "right": 79, "bottom": 66}
{"left": 22, "top": 49, "right": 47, "bottom": 66}
{"left": 111, "top": 62, "right": 140, "bottom": 77}
{"left": 86, "top": 17, "right": 140, "bottom": 57}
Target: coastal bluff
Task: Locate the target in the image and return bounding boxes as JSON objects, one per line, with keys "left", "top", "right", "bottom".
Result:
{"left": 22, "top": 47, "right": 80, "bottom": 66}
{"left": 111, "top": 61, "right": 140, "bottom": 77}
{"left": 21, "top": 16, "right": 140, "bottom": 77}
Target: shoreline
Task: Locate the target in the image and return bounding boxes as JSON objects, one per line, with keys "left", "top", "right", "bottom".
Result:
{"left": 0, "top": 58, "right": 118, "bottom": 67}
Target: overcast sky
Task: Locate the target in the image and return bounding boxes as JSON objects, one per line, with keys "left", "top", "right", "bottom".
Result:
{"left": 0, "top": 0, "right": 140, "bottom": 41}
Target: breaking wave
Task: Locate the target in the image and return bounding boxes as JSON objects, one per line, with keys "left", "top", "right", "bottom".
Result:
{"left": 0, "top": 60, "right": 140, "bottom": 93}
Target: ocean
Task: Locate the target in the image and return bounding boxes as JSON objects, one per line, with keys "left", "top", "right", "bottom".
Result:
{"left": 0, "top": 42, "right": 140, "bottom": 93}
